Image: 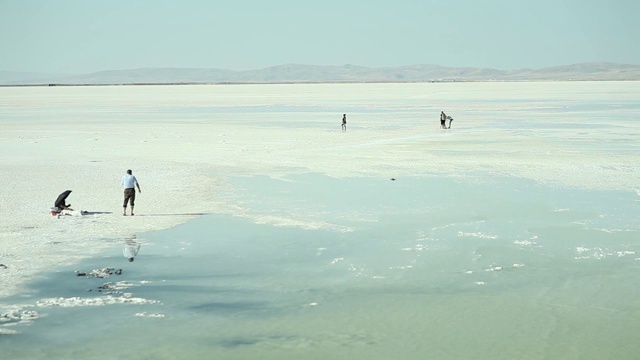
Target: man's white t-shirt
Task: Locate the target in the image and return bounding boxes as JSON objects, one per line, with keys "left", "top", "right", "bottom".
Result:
{"left": 122, "top": 174, "right": 138, "bottom": 189}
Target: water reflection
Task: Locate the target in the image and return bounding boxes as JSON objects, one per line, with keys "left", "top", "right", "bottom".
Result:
{"left": 123, "top": 235, "right": 141, "bottom": 262}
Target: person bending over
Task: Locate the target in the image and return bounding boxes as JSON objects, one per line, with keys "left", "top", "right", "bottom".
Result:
{"left": 121, "top": 169, "right": 141, "bottom": 216}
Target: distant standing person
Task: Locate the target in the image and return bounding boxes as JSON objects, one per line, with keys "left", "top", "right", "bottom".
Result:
{"left": 440, "top": 111, "right": 447, "bottom": 129}
{"left": 341, "top": 114, "right": 347, "bottom": 131}
{"left": 447, "top": 115, "right": 454, "bottom": 129}
{"left": 121, "top": 169, "right": 141, "bottom": 216}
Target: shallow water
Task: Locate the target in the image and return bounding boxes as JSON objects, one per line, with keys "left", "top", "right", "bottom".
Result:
{"left": 2, "top": 174, "right": 639, "bottom": 359}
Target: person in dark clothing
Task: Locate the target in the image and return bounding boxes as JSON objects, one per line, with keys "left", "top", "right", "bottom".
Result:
{"left": 54, "top": 190, "right": 73, "bottom": 211}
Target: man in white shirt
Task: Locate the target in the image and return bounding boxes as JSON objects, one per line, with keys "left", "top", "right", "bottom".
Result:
{"left": 121, "top": 169, "right": 141, "bottom": 216}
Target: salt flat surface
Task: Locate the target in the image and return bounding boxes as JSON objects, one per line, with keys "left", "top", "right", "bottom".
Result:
{"left": 0, "top": 81, "right": 638, "bottom": 303}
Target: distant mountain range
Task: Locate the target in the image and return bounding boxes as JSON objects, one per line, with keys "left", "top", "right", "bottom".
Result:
{"left": 1, "top": 62, "right": 639, "bottom": 86}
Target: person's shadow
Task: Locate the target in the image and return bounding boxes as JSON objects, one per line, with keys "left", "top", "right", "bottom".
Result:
{"left": 80, "top": 211, "right": 113, "bottom": 215}
{"left": 136, "top": 212, "right": 207, "bottom": 217}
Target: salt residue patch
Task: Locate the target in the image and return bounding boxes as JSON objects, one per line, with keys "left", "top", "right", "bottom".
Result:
{"left": 458, "top": 231, "right": 498, "bottom": 239}
{"left": 1, "top": 294, "right": 160, "bottom": 335}
{"left": 35, "top": 295, "right": 159, "bottom": 308}
{"left": 574, "top": 247, "right": 636, "bottom": 260}
{"left": 95, "top": 281, "right": 139, "bottom": 295}
{"left": 514, "top": 238, "right": 539, "bottom": 247}
{"left": 135, "top": 312, "right": 166, "bottom": 318}
{"left": 486, "top": 264, "right": 525, "bottom": 271}
{"left": 1, "top": 306, "right": 39, "bottom": 324}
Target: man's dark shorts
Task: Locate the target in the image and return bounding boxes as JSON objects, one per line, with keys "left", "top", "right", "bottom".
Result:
{"left": 123, "top": 188, "right": 135, "bottom": 207}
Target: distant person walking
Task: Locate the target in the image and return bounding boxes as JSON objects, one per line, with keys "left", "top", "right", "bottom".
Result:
{"left": 447, "top": 115, "right": 453, "bottom": 129}
{"left": 341, "top": 114, "right": 347, "bottom": 131}
{"left": 121, "top": 169, "right": 141, "bottom": 216}
{"left": 440, "top": 111, "right": 447, "bottom": 129}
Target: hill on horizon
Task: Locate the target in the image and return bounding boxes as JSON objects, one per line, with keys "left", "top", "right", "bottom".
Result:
{"left": 1, "top": 62, "right": 640, "bottom": 85}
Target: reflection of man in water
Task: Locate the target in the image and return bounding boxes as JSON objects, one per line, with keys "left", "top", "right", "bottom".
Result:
{"left": 123, "top": 235, "right": 141, "bottom": 262}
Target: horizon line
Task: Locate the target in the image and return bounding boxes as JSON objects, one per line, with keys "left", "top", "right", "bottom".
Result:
{"left": 3, "top": 61, "right": 638, "bottom": 76}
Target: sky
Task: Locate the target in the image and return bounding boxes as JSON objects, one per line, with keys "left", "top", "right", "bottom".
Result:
{"left": 1, "top": 0, "right": 639, "bottom": 74}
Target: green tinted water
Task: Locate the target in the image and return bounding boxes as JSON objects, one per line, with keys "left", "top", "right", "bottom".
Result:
{"left": 2, "top": 175, "right": 639, "bottom": 359}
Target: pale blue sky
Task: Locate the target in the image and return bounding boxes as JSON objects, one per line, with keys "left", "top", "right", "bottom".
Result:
{"left": 1, "top": 0, "right": 638, "bottom": 74}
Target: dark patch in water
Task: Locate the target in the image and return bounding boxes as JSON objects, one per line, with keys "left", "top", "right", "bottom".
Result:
{"left": 188, "top": 300, "right": 270, "bottom": 313}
